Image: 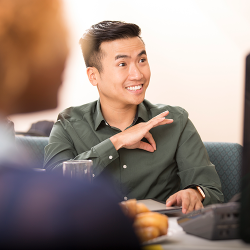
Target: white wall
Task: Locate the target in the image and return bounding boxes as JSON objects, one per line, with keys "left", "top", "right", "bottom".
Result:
{"left": 9, "top": 0, "right": 250, "bottom": 145}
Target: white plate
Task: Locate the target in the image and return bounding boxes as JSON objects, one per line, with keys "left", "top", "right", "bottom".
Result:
{"left": 142, "top": 234, "right": 170, "bottom": 245}
{"left": 143, "top": 228, "right": 178, "bottom": 245}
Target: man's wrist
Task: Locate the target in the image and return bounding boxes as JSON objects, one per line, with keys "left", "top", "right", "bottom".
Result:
{"left": 110, "top": 134, "right": 124, "bottom": 151}
{"left": 196, "top": 186, "right": 206, "bottom": 201}
{"left": 185, "top": 184, "right": 206, "bottom": 202}
{"left": 190, "top": 188, "right": 204, "bottom": 202}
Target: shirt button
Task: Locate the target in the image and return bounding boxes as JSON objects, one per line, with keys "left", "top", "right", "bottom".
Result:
{"left": 124, "top": 197, "right": 128, "bottom": 201}
{"left": 109, "top": 155, "right": 113, "bottom": 160}
{"left": 92, "top": 174, "right": 95, "bottom": 178}
{"left": 123, "top": 165, "right": 127, "bottom": 169}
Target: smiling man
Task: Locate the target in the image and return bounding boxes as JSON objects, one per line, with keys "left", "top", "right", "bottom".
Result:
{"left": 44, "top": 21, "right": 224, "bottom": 214}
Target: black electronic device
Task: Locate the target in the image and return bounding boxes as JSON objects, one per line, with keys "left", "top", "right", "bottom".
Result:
{"left": 177, "top": 202, "right": 240, "bottom": 240}
{"left": 240, "top": 53, "right": 250, "bottom": 243}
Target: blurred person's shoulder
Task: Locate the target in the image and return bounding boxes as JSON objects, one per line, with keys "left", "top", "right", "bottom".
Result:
{"left": 57, "top": 100, "right": 98, "bottom": 122}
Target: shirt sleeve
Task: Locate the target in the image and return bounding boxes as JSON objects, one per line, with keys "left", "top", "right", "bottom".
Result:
{"left": 43, "top": 119, "right": 119, "bottom": 177}
{"left": 175, "top": 109, "right": 224, "bottom": 206}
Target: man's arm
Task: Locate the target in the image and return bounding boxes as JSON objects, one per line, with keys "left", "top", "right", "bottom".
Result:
{"left": 166, "top": 110, "right": 224, "bottom": 213}
{"left": 44, "top": 111, "right": 173, "bottom": 176}
{"left": 44, "top": 119, "right": 119, "bottom": 176}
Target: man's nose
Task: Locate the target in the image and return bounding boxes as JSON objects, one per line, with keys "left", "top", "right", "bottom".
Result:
{"left": 128, "top": 64, "right": 143, "bottom": 80}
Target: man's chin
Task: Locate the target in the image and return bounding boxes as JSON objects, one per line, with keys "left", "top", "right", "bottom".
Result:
{"left": 132, "top": 94, "right": 145, "bottom": 105}
{"left": 126, "top": 97, "right": 145, "bottom": 106}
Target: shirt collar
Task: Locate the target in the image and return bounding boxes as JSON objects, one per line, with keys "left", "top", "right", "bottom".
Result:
{"left": 94, "top": 99, "right": 106, "bottom": 131}
{"left": 94, "top": 100, "right": 150, "bottom": 130}
{"left": 137, "top": 101, "right": 149, "bottom": 122}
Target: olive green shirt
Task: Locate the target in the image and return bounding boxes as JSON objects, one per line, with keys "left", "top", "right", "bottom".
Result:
{"left": 44, "top": 99, "right": 223, "bottom": 205}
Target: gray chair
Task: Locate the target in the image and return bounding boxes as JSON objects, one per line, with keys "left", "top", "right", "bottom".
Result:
{"left": 203, "top": 142, "right": 242, "bottom": 203}
{"left": 15, "top": 136, "right": 49, "bottom": 169}
{"left": 15, "top": 136, "right": 242, "bottom": 203}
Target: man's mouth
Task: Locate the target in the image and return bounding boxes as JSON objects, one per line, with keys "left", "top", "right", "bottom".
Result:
{"left": 126, "top": 84, "right": 143, "bottom": 91}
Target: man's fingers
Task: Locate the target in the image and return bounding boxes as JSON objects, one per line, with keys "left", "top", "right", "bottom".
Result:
{"left": 186, "top": 199, "right": 196, "bottom": 214}
{"left": 166, "top": 190, "right": 204, "bottom": 215}
{"left": 147, "top": 118, "right": 173, "bottom": 130}
{"left": 155, "top": 111, "right": 173, "bottom": 122}
{"left": 181, "top": 196, "right": 190, "bottom": 214}
{"left": 138, "top": 141, "right": 155, "bottom": 152}
{"left": 186, "top": 199, "right": 202, "bottom": 214}
{"left": 155, "top": 110, "right": 170, "bottom": 118}
{"left": 154, "top": 119, "right": 173, "bottom": 128}
{"left": 159, "top": 118, "right": 174, "bottom": 125}
{"left": 147, "top": 117, "right": 165, "bottom": 127}
{"left": 148, "top": 110, "right": 169, "bottom": 125}
{"left": 147, "top": 111, "right": 173, "bottom": 129}
{"left": 144, "top": 132, "right": 156, "bottom": 150}
{"left": 167, "top": 193, "right": 193, "bottom": 214}
{"left": 195, "top": 201, "right": 204, "bottom": 211}
{"left": 182, "top": 191, "right": 203, "bottom": 214}
{"left": 166, "top": 195, "right": 176, "bottom": 207}
{"left": 166, "top": 200, "right": 174, "bottom": 207}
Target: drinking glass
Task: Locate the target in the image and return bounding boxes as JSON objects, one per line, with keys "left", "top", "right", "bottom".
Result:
{"left": 63, "top": 160, "right": 93, "bottom": 182}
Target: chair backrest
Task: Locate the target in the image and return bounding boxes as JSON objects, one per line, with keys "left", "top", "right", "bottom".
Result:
{"left": 203, "top": 142, "right": 242, "bottom": 203}
{"left": 14, "top": 137, "right": 242, "bottom": 203}
{"left": 15, "top": 136, "right": 49, "bottom": 169}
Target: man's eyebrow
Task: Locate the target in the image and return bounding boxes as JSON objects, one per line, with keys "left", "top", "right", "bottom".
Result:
{"left": 115, "top": 54, "right": 130, "bottom": 60}
{"left": 138, "top": 50, "right": 147, "bottom": 57}
{"left": 114, "top": 50, "right": 147, "bottom": 60}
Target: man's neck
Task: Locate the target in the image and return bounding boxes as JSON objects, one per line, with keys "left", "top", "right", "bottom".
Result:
{"left": 100, "top": 101, "right": 137, "bottom": 131}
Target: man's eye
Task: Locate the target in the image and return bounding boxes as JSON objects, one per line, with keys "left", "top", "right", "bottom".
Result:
{"left": 118, "top": 62, "right": 126, "bottom": 67}
{"left": 139, "top": 58, "right": 146, "bottom": 63}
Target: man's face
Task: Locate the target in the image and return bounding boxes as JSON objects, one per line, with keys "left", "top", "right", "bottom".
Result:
{"left": 95, "top": 37, "right": 151, "bottom": 108}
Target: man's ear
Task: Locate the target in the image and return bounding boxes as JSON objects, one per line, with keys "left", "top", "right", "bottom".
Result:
{"left": 86, "top": 67, "right": 99, "bottom": 86}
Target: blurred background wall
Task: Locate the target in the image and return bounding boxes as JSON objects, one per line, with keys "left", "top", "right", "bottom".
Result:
{"left": 9, "top": 0, "right": 250, "bottom": 144}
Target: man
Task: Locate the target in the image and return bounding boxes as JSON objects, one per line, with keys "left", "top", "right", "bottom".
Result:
{"left": 44, "top": 21, "right": 224, "bottom": 214}
{"left": 0, "top": 3, "right": 140, "bottom": 249}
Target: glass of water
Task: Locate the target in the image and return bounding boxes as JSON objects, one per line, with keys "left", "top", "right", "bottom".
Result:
{"left": 63, "top": 160, "right": 93, "bottom": 182}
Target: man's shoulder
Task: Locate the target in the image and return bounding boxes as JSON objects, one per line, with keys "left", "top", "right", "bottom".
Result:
{"left": 143, "top": 99, "right": 188, "bottom": 118}
{"left": 57, "top": 101, "right": 97, "bottom": 122}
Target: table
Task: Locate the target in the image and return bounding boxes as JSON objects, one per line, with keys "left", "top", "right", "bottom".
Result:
{"left": 149, "top": 217, "right": 250, "bottom": 250}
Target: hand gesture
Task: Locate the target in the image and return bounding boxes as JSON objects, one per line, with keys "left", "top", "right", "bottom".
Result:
{"left": 110, "top": 110, "right": 173, "bottom": 152}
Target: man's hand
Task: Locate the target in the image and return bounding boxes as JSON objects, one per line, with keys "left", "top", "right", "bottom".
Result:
{"left": 166, "top": 189, "right": 204, "bottom": 214}
{"left": 110, "top": 111, "right": 173, "bottom": 152}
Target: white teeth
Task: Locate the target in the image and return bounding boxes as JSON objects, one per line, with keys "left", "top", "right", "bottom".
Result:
{"left": 126, "top": 85, "right": 142, "bottom": 91}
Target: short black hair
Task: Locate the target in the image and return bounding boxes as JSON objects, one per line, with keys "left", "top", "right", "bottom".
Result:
{"left": 79, "top": 21, "right": 142, "bottom": 72}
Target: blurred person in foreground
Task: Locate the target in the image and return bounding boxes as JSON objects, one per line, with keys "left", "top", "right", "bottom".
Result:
{"left": 0, "top": 1, "right": 140, "bottom": 249}
{"left": 44, "top": 21, "right": 224, "bottom": 214}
